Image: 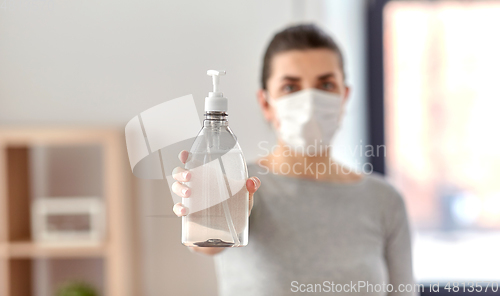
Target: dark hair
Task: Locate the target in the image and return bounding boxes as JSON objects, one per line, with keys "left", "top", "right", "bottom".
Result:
{"left": 260, "top": 24, "right": 345, "bottom": 90}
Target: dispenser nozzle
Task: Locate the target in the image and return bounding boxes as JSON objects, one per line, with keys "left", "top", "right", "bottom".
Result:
{"left": 207, "top": 70, "right": 226, "bottom": 93}
{"left": 205, "top": 69, "right": 228, "bottom": 112}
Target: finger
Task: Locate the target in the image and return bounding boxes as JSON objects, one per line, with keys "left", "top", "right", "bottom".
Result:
{"left": 246, "top": 177, "right": 260, "bottom": 194}
{"left": 249, "top": 195, "right": 254, "bottom": 216}
{"left": 172, "top": 166, "right": 191, "bottom": 182}
{"left": 173, "top": 202, "right": 188, "bottom": 217}
{"left": 246, "top": 177, "right": 260, "bottom": 215}
{"left": 172, "top": 181, "right": 191, "bottom": 198}
{"left": 178, "top": 150, "right": 190, "bottom": 164}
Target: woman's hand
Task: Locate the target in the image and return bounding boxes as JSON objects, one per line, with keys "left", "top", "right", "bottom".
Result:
{"left": 171, "top": 150, "right": 261, "bottom": 255}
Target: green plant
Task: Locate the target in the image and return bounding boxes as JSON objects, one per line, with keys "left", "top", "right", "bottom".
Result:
{"left": 55, "top": 281, "right": 98, "bottom": 296}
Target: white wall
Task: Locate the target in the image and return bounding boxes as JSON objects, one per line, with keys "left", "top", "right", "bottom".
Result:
{"left": 0, "top": 0, "right": 284, "bottom": 161}
{"left": 0, "top": 0, "right": 368, "bottom": 295}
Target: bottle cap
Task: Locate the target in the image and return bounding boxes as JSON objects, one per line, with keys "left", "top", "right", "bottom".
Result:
{"left": 205, "top": 70, "right": 228, "bottom": 112}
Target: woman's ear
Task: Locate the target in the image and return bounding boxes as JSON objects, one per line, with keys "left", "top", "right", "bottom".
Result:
{"left": 257, "top": 89, "right": 274, "bottom": 122}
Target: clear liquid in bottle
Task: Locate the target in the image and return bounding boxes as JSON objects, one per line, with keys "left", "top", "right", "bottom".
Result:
{"left": 181, "top": 111, "right": 249, "bottom": 247}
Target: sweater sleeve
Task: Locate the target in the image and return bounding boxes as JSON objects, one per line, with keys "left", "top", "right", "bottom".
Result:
{"left": 384, "top": 191, "right": 417, "bottom": 296}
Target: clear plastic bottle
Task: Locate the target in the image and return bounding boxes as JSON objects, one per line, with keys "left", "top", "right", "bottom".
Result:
{"left": 181, "top": 70, "right": 249, "bottom": 247}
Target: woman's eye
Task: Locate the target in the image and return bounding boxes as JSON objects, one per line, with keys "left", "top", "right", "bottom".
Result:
{"left": 283, "top": 84, "right": 298, "bottom": 93}
{"left": 320, "top": 82, "right": 336, "bottom": 90}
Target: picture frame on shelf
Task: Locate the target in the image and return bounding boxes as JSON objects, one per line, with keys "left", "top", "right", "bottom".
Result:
{"left": 31, "top": 197, "right": 105, "bottom": 246}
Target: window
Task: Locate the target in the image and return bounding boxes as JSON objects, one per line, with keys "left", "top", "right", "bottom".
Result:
{"left": 371, "top": 0, "right": 500, "bottom": 282}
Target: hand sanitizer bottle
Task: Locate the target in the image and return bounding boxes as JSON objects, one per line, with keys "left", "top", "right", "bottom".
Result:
{"left": 182, "top": 70, "right": 249, "bottom": 247}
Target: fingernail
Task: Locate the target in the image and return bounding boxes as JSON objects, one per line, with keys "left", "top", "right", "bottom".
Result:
{"left": 180, "top": 208, "right": 186, "bottom": 215}
{"left": 183, "top": 171, "right": 189, "bottom": 179}
{"left": 182, "top": 188, "right": 188, "bottom": 196}
{"left": 251, "top": 177, "right": 257, "bottom": 187}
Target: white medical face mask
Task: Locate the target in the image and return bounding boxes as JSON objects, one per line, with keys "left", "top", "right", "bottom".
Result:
{"left": 269, "top": 88, "right": 343, "bottom": 153}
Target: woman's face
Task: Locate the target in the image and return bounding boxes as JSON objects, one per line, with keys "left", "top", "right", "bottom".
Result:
{"left": 257, "top": 48, "right": 350, "bottom": 129}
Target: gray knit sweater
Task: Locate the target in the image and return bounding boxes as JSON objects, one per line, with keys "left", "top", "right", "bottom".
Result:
{"left": 213, "top": 162, "right": 415, "bottom": 296}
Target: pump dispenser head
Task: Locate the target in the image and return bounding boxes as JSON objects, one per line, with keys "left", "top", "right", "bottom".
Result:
{"left": 205, "top": 70, "right": 228, "bottom": 112}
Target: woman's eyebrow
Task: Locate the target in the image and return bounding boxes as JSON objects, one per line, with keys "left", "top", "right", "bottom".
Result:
{"left": 317, "top": 72, "right": 335, "bottom": 80}
{"left": 281, "top": 76, "right": 301, "bottom": 82}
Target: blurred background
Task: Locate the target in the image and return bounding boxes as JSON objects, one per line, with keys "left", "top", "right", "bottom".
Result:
{"left": 0, "top": 0, "right": 499, "bottom": 295}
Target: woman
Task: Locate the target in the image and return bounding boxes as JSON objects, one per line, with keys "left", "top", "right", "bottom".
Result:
{"left": 172, "top": 24, "right": 415, "bottom": 295}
